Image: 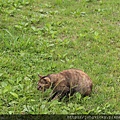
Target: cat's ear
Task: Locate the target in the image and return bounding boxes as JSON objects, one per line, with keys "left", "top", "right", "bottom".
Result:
{"left": 44, "top": 77, "right": 51, "bottom": 83}
{"left": 38, "top": 74, "right": 43, "bottom": 78}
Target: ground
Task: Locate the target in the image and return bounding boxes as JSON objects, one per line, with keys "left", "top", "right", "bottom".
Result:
{"left": 0, "top": 0, "right": 120, "bottom": 114}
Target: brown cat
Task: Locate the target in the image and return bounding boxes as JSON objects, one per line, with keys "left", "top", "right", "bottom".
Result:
{"left": 37, "top": 68, "right": 93, "bottom": 101}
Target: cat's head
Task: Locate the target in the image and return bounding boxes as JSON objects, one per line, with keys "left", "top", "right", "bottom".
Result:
{"left": 37, "top": 74, "right": 51, "bottom": 92}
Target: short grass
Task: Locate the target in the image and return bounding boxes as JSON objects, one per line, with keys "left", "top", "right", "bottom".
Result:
{"left": 0, "top": 0, "right": 120, "bottom": 114}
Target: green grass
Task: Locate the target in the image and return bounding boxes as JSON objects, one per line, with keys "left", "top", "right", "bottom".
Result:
{"left": 0, "top": 0, "right": 120, "bottom": 114}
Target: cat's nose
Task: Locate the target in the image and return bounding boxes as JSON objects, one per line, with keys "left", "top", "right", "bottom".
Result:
{"left": 37, "top": 86, "right": 41, "bottom": 90}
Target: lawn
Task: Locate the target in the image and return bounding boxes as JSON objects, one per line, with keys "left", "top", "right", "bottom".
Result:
{"left": 0, "top": 0, "right": 120, "bottom": 114}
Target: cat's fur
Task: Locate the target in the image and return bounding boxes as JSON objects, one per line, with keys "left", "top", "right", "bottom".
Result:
{"left": 37, "top": 69, "right": 93, "bottom": 101}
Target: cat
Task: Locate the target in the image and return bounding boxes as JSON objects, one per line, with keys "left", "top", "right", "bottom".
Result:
{"left": 37, "top": 68, "right": 93, "bottom": 101}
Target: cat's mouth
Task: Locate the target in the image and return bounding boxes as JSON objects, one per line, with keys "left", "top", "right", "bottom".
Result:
{"left": 37, "top": 86, "right": 45, "bottom": 92}
{"left": 37, "top": 86, "right": 42, "bottom": 90}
